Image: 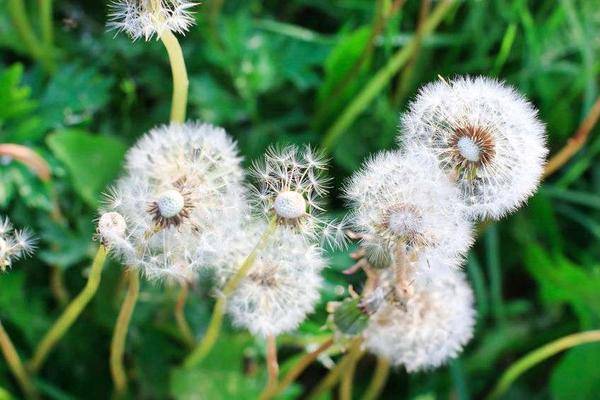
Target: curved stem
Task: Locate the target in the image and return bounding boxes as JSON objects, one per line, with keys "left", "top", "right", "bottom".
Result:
{"left": 30, "top": 246, "right": 107, "bottom": 372}
{"left": 183, "top": 219, "right": 278, "bottom": 368}
{"left": 362, "top": 357, "right": 390, "bottom": 400}
{"left": 0, "top": 322, "right": 39, "bottom": 399}
{"left": 339, "top": 347, "right": 361, "bottom": 400}
{"left": 266, "top": 335, "right": 279, "bottom": 392}
{"left": 544, "top": 97, "right": 600, "bottom": 177}
{"left": 174, "top": 283, "right": 195, "bottom": 347}
{"left": 159, "top": 30, "right": 189, "bottom": 123}
{"left": 307, "top": 338, "right": 363, "bottom": 399}
{"left": 260, "top": 337, "right": 334, "bottom": 400}
{"left": 487, "top": 330, "right": 600, "bottom": 400}
{"left": 110, "top": 270, "right": 140, "bottom": 397}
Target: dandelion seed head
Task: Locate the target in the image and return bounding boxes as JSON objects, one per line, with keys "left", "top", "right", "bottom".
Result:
{"left": 400, "top": 76, "right": 548, "bottom": 219}
{"left": 273, "top": 190, "right": 306, "bottom": 219}
{"left": 363, "top": 267, "right": 475, "bottom": 372}
{"left": 107, "top": 0, "right": 197, "bottom": 41}
{"left": 344, "top": 150, "right": 473, "bottom": 269}
{"left": 0, "top": 216, "right": 36, "bottom": 271}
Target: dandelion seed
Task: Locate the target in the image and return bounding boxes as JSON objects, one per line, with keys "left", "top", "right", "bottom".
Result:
{"left": 107, "top": 0, "right": 197, "bottom": 41}
{"left": 0, "top": 217, "right": 36, "bottom": 271}
{"left": 344, "top": 150, "right": 473, "bottom": 269}
{"left": 362, "top": 265, "right": 475, "bottom": 372}
{"left": 400, "top": 76, "right": 548, "bottom": 219}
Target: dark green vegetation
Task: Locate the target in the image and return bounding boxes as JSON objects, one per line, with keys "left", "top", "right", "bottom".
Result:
{"left": 0, "top": 0, "right": 599, "bottom": 398}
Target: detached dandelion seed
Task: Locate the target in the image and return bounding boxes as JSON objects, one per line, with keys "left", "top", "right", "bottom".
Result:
{"left": 400, "top": 76, "right": 548, "bottom": 219}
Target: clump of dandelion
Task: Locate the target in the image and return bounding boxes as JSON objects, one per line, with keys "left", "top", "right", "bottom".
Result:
{"left": 0, "top": 217, "right": 36, "bottom": 271}
{"left": 220, "top": 223, "right": 326, "bottom": 337}
{"left": 344, "top": 149, "right": 473, "bottom": 270}
{"left": 108, "top": 0, "right": 197, "bottom": 41}
{"left": 362, "top": 264, "right": 475, "bottom": 372}
{"left": 98, "top": 122, "right": 247, "bottom": 281}
{"left": 249, "top": 145, "right": 346, "bottom": 248}
{"left": 400, "top": 76, "right": 548, "bottom": 220}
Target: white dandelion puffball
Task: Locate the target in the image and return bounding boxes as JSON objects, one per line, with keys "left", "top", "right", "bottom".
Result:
{"left": 0, "top": 217, "right": 36, "bottom": 272}
{"left": 363, "top": 268, "right": 475, "bottom": 372}
{"left": 400, "top": 76, "right": 548, "bottom": 220}
{"left": 220, "top": 224, "right": 326, "bottom": 337}
{"left": 250, "top": 145, "right": 346, "bottom": 248}
{"left": 344, "top": 149, "right": 473, "bottom": 269}
{"left": 100, "top": 122, "right": 247, "bottom": 281}
{"left": 108, "top": 0, "right": 196, "bottom": 41}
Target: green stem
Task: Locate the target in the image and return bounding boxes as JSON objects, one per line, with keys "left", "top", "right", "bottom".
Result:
{"left": 362, "top": 356, "right": 390, "bottom": 400}
{"left": 0, "top": 322, "right": 39, "bottom": 399}
{"left": 7, "top": 0, "right": 54, "bottom": 73}
{"left": 110, "top": 270, "right": 140, "bottom": 398}
{"left": 183, "top": 219, "right": 278, "bottom": 368}
{"left": 159, "top": 30, "right": 189, "bottom": 123}
{"left": 320, "top": 0, "right": 455, "bottom": 152}
{"left": 174, "top": 283, "right": 195, "bottom": 348}
{"left": 29, "top": 246, "right": 107, "bottom": 372}
{"left": 487, "top": 330, "right": 600, "bottom": 400}
{"left": 339, "top": 347, "right": 361, "bottom": 400}
{"left": 38, "top": 0, "right": 53, "bottom": 49}
{"left": 307, "top": 338, "right": 363, "bottom": 399}
{"left": 485, "top": 225, "right": 505, "bottom": 324}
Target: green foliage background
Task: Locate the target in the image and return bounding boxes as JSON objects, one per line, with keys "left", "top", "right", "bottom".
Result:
{"left": 0, "top": 0, "right": 599, "bottom": 398}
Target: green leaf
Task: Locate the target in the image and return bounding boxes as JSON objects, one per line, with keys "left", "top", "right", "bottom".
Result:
{"left": 550, "top": 344, "right": 600, "bottom": 400}
{"left": 0, "top": 64, "right": 35, "bottom": 122}
{"left": 46, "top": 129, "right": 126, "bottom": 207}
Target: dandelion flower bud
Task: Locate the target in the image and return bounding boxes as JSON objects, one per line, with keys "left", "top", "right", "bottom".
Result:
{"left": 344, "top": 150, "right": 473, "bottom": 269}
{"left": 0, "top": 217, "right": 36, "bottom": 271}
{"left": 107, "top": 0, "right": 197, "bottom": 41}
{"left": 102, "top": 122, "right": 247, "bottom": 281}
{"left": 400, "top": 76, "right": 548, "bottom": 219}
{"left": 363, "top": 267, "right": 475, "bottom": 372}
{"left": 250, "top": 145, "right": 345, "bottom": 248}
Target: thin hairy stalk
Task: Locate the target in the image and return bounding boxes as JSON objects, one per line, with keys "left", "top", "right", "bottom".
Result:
{"left": 184, "top": 219, "right": 278, "bottom": 368}
{"left": 313, "top": 0, "right": 406, "bottom": 131}
{"left": 7, "top": 0, "right": 54, "bottom": 72}
{"left": 487, "top": 330, "right": 600, "bottom": 400}
{"left": 30, "top": 246, "right": 107, "bottom": 372}
{"left": 339, "top": 348, "right": 362, "bottom": 400}
{"left": 49, "top": 267, "right": 69, "bottom": 307}
{"left": 174, "top": 283, "right": 195, "bottom": 347}
{"left": 110, "top": 270, "right": 140, "bottom": 397}
{"left": 393, "top": 0, "right": 431, "bottom": 105}
{"left": 0, "top": 322, "right": 39, "bottom": 399}
{"left": 159, "top": 30, "right": 189, "bottom": 123}
{"left": 260, "top": 337, "right": 334, "bottom": 399}
{"left": 321, "top": 0, "right": 455, "bottom": 152}
{"left": 544, "top": 97, "right": 600, "bottom": 177}
{"left": 362, "top": 356, "right": 390, "bottom": 400}
{"left": 307, "top": 338, "right": 363, "bottom": 399}
{"left": 38, "top": 0, "right": 53, "bottom": 49}
{"left": 266, "top": 335, "right": 279, "bottom": 392}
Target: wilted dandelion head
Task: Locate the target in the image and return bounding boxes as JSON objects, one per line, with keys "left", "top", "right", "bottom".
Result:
{"left": 0, "top": 217, "right": 36, "bottom": 272}
{"left": 344, "top": 150, "right": 473, "bottom": 269}
{"left": 362, "top": 267, "right": 475, "bottom": 372}
{"left": 100, "top": 122, "right": 247, "bottom": 281}
{"left": 250, "top": 145, "right": 346, "bottom": 248}
{"left": 107, "top": 0, "right": 197, "bottom": 41}
{"left": 400, "top": 76, "right": 548, "bottom": 220}
{"left": 211, "top": 223, "right": 325, "bottom": 337}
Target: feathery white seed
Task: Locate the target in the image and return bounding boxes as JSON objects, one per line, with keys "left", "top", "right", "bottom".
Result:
{"left": 0, "top": 216, "right": 36, "bottom": 271}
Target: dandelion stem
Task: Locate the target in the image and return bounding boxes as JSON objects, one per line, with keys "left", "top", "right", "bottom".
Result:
{"left": 38, "top": 0, "right": 53, "bottom": 49}
{"left": 362, "top": 356, "right": 390, "bottom": 400}
{"left": 266, "top": 335, "right": 279, "bottom": 392}
{"left": 159, "top": 30, "right": 189, "bottom": 123}
{"left": 339, "top": 347, "right": 361, "bottom": 400}
{"left": 110, "top": 270, "right": 140, "bottom": 397}
{"left": 487, "top": 330, "right": 600, "bottom": 400}
{"left": 184, "top": 219, "right": 278, "bottom": 368}
{"left": 260, "top": 337, "right": 334, "bottom": 400}
{"left": 544, "top": 96, "right": 600, "bottom": 177}
{"left": 307, "top": 338, "right": 363, "bottom": 400}
{"left": 174, "top": 283, "right": 195, "bottom": 347}
{"left": 0, "top": 322, "right": 39, "bottom": 399}
{"left": 30, "top": 246, "right": 107, "bottom": 372}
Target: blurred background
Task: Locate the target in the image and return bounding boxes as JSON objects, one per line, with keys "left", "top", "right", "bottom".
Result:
{"left": 0, "top": 0, "right": 599, "bottom": 398}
